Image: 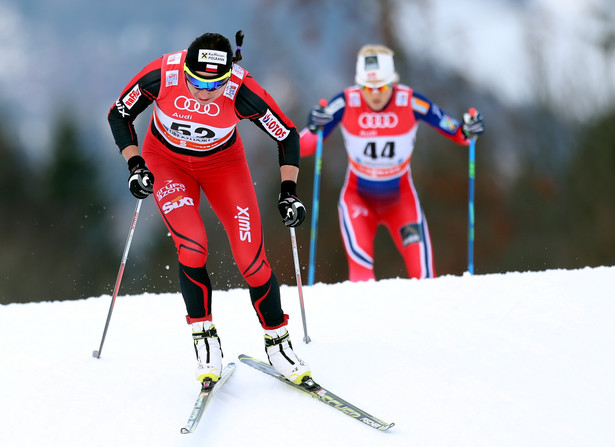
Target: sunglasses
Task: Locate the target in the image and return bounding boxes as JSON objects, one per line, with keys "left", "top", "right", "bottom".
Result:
{"left": 184, "top": 66, "right": 232, "bottom": 91}
{"left": 359, "top": 83, "right": 392, "bottom": 94}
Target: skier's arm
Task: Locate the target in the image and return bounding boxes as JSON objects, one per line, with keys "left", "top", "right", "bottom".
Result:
{"left": 235, "top": 74, "right": 301, "bottom": 168}
{"left": 234, "top": 74, "right": 306, "bottom": 227}
{"left": 411, "top": 91, "right": 469, "bottom": 145}
{"left": 107, "top": 58, "right": 162, "bottom": 153}
{"left": 299, "top": 93, "right": 345, "bottom": 157}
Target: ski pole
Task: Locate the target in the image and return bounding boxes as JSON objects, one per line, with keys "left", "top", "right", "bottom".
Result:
{"left": 289, "top": 227, "right": 311, "bottom": 343}
{"left": 307, "top": 98, "right": 327, "bottom": 286}
{"left": 467, "top": 134, "right": 476, "bottom": 275}
{"left": 93, "top": 198, "right": 143, "bottom": 358}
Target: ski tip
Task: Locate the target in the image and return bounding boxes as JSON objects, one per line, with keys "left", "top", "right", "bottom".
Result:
{"left": 180, "top": 427, "right": 191, "bottom": 434}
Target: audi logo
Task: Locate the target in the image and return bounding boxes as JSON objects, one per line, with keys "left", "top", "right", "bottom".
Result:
{"left": 174, "top": 96, "right": 220, "bottom": 116}
{"left": 358, "top": 112, "right": 398, "bottom": 129}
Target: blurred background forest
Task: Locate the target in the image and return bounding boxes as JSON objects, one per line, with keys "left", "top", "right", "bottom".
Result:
{"left": 1, "top": 0, "right": 614, "bottom": 304}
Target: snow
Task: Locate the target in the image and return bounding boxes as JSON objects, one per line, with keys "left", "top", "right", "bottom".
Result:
{"left": 1, "top": 266, "right": 614, "bottom": 446}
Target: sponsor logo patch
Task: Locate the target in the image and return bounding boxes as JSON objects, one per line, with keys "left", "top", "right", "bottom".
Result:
{"left": 259, "top": 110, "right": 290, "bottom": 141}
{"left": 122, "top": 84, "right": 141, "bottom": 109}
{"left": 174, "top": 96, "right": 220, "bottom": 116}
{"left": 156, "top": 181, "right": 186, "bottom": 201}
{"left": 232, "top": 65, "right": 245, "bottom": 79}
{"left": 364, "top": 55, "right": 380, "bottom": 71}
{"left": 115, "top": 99, "right": 129, "bottom": 118}
{"left": 411, "top": 97, "right": 429, "bottom": 115}
{"left": 439, "top": 115, "right": 458, "bottom": 132}
{"left": 395, "top": 91, "right": 409, "bottom": 107}
{"left": 167, "top": 52, "right": 182, "bottom": 65}
{"left": 400, "top": 223, "right": 423, "bottom": 247}
{"left": 359, "top": 112, "right": 399, "bottom": 129}
{"left": 162, "top": 196, "right": 194, "bottom": 214}
{"left": 327, "top": 96, "right": 345, "bottom": 115}
{"left": 198, "top": 49, "right": 227, "bottom": 64}
{"left": 235, "top": 206, "right": 251, "bottom": 242}
{"left": 224, "top": 81, "right": 239, "bottom": 100}
{"left": 165, "top": 70, "right": 178, "bottom": 87}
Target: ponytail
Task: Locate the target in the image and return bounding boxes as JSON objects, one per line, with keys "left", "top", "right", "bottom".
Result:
{"left": 233, "top": 30, "right": 244, "bottom": 63}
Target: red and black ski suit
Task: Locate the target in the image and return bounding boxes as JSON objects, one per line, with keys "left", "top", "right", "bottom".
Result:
{"left": 108, "top": 50, "right": 299, "bottom": 329}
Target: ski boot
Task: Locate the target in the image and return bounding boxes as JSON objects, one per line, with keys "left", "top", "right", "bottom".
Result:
{"left": 192, "top": 322, "right": 222, "bottom": 387}
{"left": 264, "top": 326, "right": 311, "bottom": 385}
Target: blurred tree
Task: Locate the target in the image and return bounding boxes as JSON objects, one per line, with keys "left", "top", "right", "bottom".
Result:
{"left": 563, "top": 109, "right": 615, "bottom": 267}
{"left": 0, "top": 117, "right": 36, "bottom": 303}
{"left": 37, "top": 112, "right": 119, "bottom": 299}
{"left": 0, "top": 111, "right": 122, "bottom": 303}
{"left": 495, "top": 106, "right": 615, "bottom": 272}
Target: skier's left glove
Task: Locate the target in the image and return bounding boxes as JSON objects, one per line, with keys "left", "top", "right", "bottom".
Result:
{"left": 127, "top": 155, "right": 154, "bottom": 199}
{"left": 462, "top": 108, "right": 484, "bottom": 138}
{"left": 278, "top": 180, "right": 306, "bottom": 227}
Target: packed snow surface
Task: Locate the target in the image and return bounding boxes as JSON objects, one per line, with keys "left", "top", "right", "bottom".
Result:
{"left": 1, "top": 266, "right": 614, "bottom": 446}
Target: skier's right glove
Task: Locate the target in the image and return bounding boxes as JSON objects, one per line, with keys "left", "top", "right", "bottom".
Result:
{"left": 278, "top": 180, "right": 306, "bottom": 227}
{"left": 307, "top": 104, "right": 333, "bottom": 133}
{"left": 127, "top": 155, "right": 154, "bottom": 199}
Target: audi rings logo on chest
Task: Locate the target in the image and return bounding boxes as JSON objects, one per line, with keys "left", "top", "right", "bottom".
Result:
{"left": 174, "top": 96, "right": 221, "bottom": 116}
{"left": 358, "top": 112, "right": 398, "bottom": 129}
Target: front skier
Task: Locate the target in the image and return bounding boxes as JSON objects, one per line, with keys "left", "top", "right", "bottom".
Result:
{"left": 107, "top": 31, "right": 311, "bottom": 386}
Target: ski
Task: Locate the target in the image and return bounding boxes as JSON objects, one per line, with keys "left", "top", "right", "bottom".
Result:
{"left": 180, "top": 362, "right": 236, "bottom": 434}
{"left": 238, "top": 354, "right": 394, "bottom": 431}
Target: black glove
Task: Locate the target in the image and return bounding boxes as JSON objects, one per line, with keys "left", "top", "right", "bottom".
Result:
{"left": 462, "top": 108, "right": 484, "bottom": 138}
{"left": 127, "top": 155, "right": 154, "bottom": 199}
{"left": 307, "top": 103, "right": 333, "bottom": 133}
{"left": 278, "top": 180, "right": 306, "bottom": 227}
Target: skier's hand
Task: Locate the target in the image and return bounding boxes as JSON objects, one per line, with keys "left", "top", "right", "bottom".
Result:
{"left": 462, "top": 108, "right": 484, "bottom": 138}
{"left": 307, "top": 100, "right": 332, "bottom": 133}
{"left": 278, "top": 181, "right": 306, "bottom": 227}
{"left": 127, "top": 156, "right": 154, "bottom": 199}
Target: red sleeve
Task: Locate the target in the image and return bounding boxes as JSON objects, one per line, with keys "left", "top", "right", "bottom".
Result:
{"left": 437, "top": 127, "right": 470, "bottom": 146}
{"left": 299, "top": 127, "right": 318, "bottom": 157}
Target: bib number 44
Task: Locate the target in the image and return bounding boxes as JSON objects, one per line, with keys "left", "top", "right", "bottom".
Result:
{"left": 363, "top": 141, "right": 395, "bottom": 159}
